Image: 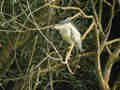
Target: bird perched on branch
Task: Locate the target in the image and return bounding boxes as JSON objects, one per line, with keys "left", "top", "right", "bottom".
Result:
{"left": 54, "top": 17, "right": 84, "bottom": 53}
{"left": 53, "top": 17, "right": 84, "bottom": 73}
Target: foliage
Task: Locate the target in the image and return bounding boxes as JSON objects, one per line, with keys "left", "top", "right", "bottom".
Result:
{"left": 0, "top": 0, "right": 120, "bottom": 90}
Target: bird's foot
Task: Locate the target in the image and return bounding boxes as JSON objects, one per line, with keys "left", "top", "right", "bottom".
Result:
{"left": 61, "top": 60, "right": 68, "bottom": 64}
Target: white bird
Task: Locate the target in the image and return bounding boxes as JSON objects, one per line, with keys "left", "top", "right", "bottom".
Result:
{"left": 54, "top": 18, "right": 84, "bottom": 52}
{"left": 54, "top": 17, "right": 84, "bottom": 74}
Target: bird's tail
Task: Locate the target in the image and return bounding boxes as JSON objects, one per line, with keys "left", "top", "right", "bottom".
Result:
{"left": 77, "top": 41, "right": 85, "bottom": 53}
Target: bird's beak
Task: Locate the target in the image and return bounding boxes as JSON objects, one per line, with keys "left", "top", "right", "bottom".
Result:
{"left": 53, "top": 24, "right": 62, "bottom": 30}
{"left": 50, "top": 24, "right": 56, "bottom": 30}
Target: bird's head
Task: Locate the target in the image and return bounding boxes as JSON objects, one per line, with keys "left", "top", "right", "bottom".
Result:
{"left": 58, "top": 17, "right": 71, "bottom": 24}
{"left": 54, "top": 17, "right": 71, "bottom": 30}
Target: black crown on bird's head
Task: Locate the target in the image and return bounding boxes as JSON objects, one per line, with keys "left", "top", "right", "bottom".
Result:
{"left": 58, "top": 17, "right": 71, "bottom": 24}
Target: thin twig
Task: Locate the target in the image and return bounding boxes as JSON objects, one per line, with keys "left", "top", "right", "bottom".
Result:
{"left": 49, "top": 5, "right": 93, "bottom": 19}
{"left": 105, "top": 38, "right": 120, "bottom": 46}
{"left": 81, "top": 20, "right": 95, "bottom": 40}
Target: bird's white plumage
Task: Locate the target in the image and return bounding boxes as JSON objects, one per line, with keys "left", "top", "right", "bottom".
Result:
{"left": 54, "top": 22, "right": 84, "bottom": 52}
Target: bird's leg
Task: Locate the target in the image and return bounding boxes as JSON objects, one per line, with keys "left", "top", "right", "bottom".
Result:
{"left": 65, "top": 44, "right": 74, "bottom": 63}
{"left": 65, "top": 43, "right": 74, "bottom": 74}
